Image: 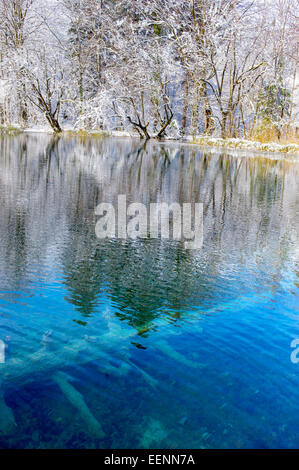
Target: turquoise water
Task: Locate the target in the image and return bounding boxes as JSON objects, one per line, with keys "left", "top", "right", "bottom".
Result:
{"left": 0, "top": 134, "right": 298, "bottom": 448}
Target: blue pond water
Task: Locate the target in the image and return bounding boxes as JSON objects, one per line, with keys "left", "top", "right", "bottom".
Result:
{"left": 0, "top": 134, "right": 298, "bottom": 448}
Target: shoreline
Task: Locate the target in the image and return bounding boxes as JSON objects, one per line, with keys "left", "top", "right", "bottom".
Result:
{"left": 1, "top": 126, "right": 298, "bottom": 156}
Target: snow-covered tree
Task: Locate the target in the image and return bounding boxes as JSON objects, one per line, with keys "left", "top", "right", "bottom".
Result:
{"left": 0, "top": 0, "right": 297, "bottom": 140}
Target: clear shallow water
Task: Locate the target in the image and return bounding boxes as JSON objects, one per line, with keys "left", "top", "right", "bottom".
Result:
{"left": 0, "top": 134, "right": 298, "bottom": 449}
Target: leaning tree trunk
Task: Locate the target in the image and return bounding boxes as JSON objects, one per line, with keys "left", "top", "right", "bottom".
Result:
{"left": 29, "top": 82, "right": 62, "bottom": 134}
{"left": 45, "top": 113, "right": 62, "bottom": 133}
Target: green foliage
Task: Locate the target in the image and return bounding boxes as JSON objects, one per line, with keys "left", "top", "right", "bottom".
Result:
{"left": 257, "top": 80, "right": 291, "bottom": 124}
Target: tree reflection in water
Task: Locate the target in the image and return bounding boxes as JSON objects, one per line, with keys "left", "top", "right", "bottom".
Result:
{"left": 0, "top": 134, "right": 297, "bottom": 337}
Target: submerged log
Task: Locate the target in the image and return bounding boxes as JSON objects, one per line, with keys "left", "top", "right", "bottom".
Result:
{"left": 53, "top": 371, "right": 105, "bottom": 439}
{"left": 0, "top": 389, "right": 17, "bottom": 435}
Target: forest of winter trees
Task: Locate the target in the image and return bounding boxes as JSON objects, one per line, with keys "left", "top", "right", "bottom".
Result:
{"left": 0, "top": 0, "right": 298, "bottom": 140}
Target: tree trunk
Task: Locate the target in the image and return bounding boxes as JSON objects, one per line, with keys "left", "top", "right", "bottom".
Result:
{"left": 45, "top": 113, "right": 62, "bottom": 133}
{"left": 181, "top": 71, "right": 189, "bottom": 137}
{"left": 202, "top": 81, "right": 214, "bottom": 135}
{"left": 191, "top": 83, "right": 200, "bottom": 139}
{"left": 221, "top": 113, "right": 228, "bottom": 139}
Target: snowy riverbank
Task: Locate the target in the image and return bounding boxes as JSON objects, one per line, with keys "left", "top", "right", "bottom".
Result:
{"left": 190, "top": 136, "right": 299, "bottom": 155}
{"left": 1, "top": 126, "right": 298, "bottom": 155}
